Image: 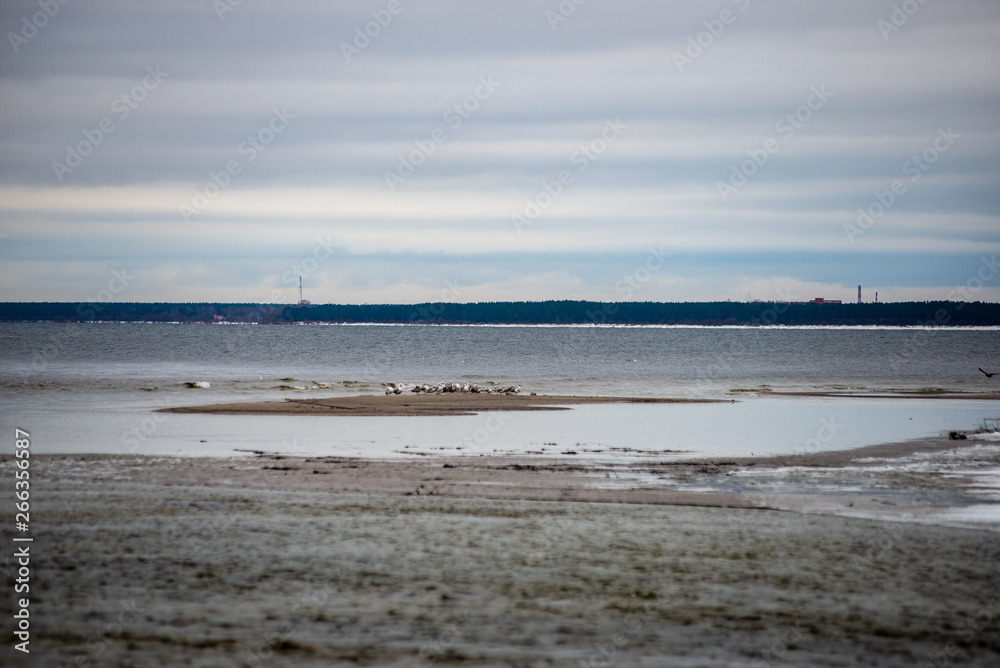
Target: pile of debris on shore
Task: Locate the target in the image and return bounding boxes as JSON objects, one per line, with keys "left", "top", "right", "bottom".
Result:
{"left": 384, "top": 382, "right": 521, "bottom": 395}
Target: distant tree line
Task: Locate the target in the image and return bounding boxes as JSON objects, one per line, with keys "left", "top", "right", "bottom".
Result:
{"left": 0, "top": 302, "right": 287, "bottom": 323}
{"left": 1, "top": 300, "right": 999, "bottom": 326}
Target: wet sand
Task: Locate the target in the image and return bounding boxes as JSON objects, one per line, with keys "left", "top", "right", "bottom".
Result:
{"left": 161, "top": 390, "right": 1000, "bottom": 418}
{"left": 4, "top": 433, "right": 1000, "bottom": 667}
{"left": 766, "top": 391, "right": 1000, "bottom": 400}
{"left": 161, "top": 393, "right": 726, "bottom": 417}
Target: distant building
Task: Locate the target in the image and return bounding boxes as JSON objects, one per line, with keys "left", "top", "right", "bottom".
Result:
{"left": 810, "top": 298, "right": 842, "bottom": 304}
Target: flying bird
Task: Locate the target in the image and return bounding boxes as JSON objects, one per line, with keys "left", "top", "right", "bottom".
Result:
{"left": 979, "top": 368, "right": 997, "bottom": 378}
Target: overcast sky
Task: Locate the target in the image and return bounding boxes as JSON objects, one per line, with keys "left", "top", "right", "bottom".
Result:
{"left": 1, "top": 0, "right": 998, "bottom": 304}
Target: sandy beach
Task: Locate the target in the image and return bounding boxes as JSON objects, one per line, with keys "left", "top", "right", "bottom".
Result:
{"left": 5, "top": 0, "right": 1000, "bottom": 663}
{"left": 4, "top": 428, "right": 1000, "bottom": 667}
{"left": 161, "top": 393, "right": 726, "bottom": 417}
{"left": 160, "top": 390, "right": 1000, "bottom": 418}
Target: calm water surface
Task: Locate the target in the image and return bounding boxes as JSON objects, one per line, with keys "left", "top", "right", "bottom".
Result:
{"left": 2, "top": 323, "right": 998, "bottom": 458}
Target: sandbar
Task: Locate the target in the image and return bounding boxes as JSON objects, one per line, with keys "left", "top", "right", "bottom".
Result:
{"left": 161, "top": 392, "right": 726, "bottom": 417}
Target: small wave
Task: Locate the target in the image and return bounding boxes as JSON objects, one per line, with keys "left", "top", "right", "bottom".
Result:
{"left": 184, "top": 381, "right": 211, "bottom": 389}
{"left": 276, "top": 381, "right": 338, "bottom": 391}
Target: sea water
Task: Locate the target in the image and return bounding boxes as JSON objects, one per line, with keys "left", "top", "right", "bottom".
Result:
{"left": 2, "top": 322, "right": 999, "bottom": 458}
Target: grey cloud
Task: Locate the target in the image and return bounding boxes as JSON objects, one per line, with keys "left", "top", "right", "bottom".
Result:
{"left": 1, "top": 0, "right": 998, "bottom": 301}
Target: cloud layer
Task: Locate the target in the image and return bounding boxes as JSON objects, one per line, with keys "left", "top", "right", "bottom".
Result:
{"left": 1, "top": 0, "right": 998, "bottom": 303}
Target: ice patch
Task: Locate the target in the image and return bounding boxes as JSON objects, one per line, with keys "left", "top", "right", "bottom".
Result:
{"left": 933, "top": 504, "right": 1000, "bottom": 524}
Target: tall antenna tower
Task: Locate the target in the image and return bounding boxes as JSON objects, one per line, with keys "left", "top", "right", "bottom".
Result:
{"left": 297, "top": 276, "right": 310, "bottom": 306}
{"left": 858, "top": 285, "right": 862, "bottom": 304}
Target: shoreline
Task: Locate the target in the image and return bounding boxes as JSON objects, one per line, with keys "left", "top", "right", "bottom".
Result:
{"left": 6, "top": 434, "right": 1000, "bottom": 665}
{"left": 764, "top": 390, "right": 1000, "bottom": 400}
{"left": 16, "top": 430, "right": 1000, "bottom": 530}
{"left": 160, "top": 390, "right": 1000, "bottom": 417}
{"left": 160, "top": 393, "right": 729, "bottom": 417}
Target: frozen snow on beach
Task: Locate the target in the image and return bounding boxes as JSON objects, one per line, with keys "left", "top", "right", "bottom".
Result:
{"left": 931, "top": 504, "right": 1000, "bottom": 524}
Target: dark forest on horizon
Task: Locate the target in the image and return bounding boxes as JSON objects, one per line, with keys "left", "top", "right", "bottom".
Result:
{"left": 2, "top": 300, "right": 999, "bottom": 326}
